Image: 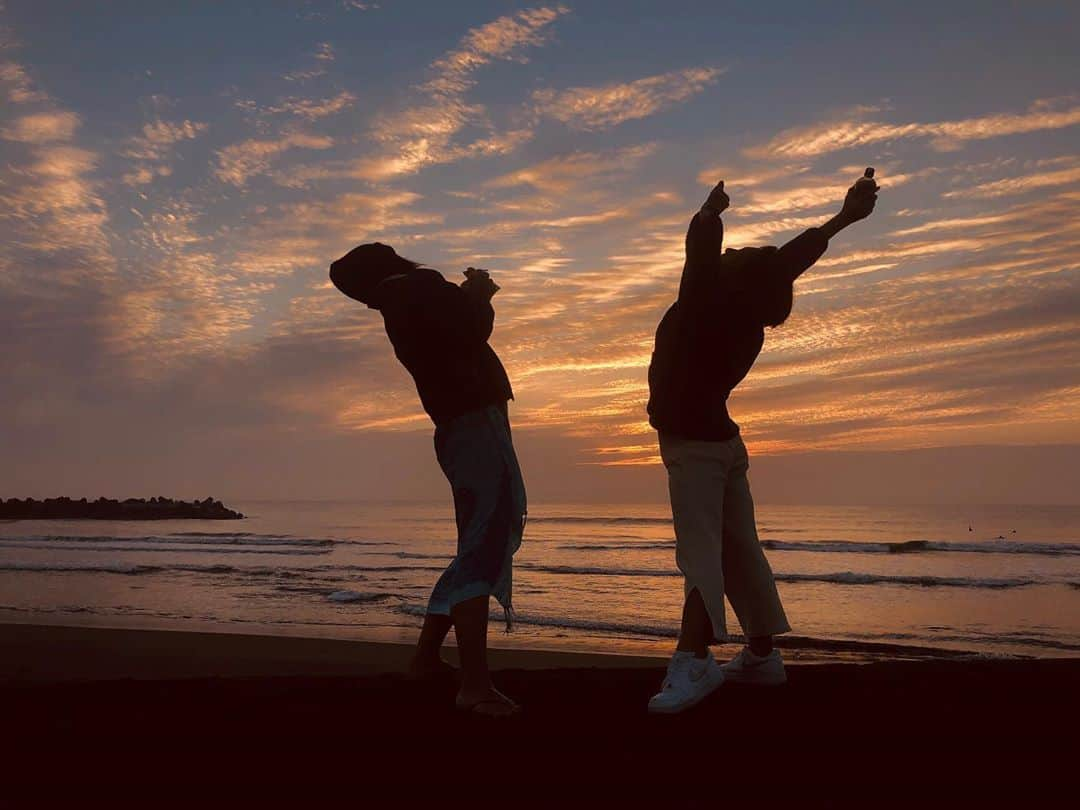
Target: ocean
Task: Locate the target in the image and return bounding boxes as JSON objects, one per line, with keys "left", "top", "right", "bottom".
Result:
{"left": 1, "top": 501, "right": 1077, "bottom": 662}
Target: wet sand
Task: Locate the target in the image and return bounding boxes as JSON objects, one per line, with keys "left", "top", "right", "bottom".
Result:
{"left": 2, "top": 623, "right": 1075, "bottom": 803}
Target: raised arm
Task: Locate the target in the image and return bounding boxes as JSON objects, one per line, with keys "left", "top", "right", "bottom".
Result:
{"left": 678, "top": 180, "right": 729, "bottom": 302}
{"left": 774, "top": 169, "right": 880, "bottom": 284}
{"left": 426, "top": 269, "right": 498, "bottom": 344}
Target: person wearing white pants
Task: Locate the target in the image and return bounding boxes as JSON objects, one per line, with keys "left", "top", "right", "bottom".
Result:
{"left": 645, "top": 172, "right": 880, "bottom": 713}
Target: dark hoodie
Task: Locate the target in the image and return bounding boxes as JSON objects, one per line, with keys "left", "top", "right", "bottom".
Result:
{"left": 338, "top": 263, "right": 513, "bottom": 426}
{"left": 647, "top": 210, "right": 829, "bottom": 440}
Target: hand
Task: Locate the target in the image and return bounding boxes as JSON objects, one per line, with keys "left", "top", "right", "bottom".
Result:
{"left": 462, "top": 267, "right": 499, "bottom": 299}
{"left": 839, "top": 173, "right": 879, "bottom": 224}
{"left": 702, "top": 180, "right": 730, "bottom": 215}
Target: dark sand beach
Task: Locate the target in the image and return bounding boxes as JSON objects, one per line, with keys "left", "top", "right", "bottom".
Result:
{"left": 2, "top": 623, "right": 1077, "bottom": 804}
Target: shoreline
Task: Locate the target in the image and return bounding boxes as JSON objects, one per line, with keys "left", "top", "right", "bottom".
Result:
{"left": 0, "top": 622, "right": 666, "bottom": 683}
{"left": 0, "top": 615, "right": 1000, "bottom": 677}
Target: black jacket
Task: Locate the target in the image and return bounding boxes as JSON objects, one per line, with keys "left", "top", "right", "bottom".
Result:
{"left": 647, "top": 211, "right": 828, "bottom": 440}
{"left": 365, "top": 269, "right": 513, "bottom": 426}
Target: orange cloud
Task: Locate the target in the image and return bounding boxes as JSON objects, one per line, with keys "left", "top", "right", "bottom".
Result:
{"left": 423, "top": 5, "right": 570, "bottom": 97}
{"left": 0, "top": 61, "right": 48, "bottom": 103}
{"left": 1, "top": 145, "right": 110, "bottom": 260}
{"left": 1, "top": 110, "right": 80, "bottom": 143}
{"left": 748, "top": 98, "right": 1080, "bottom": 159}
{"left": 354, "top": 6, "right": 569, "bottom": 180}
{"left": 532, "top": 66, "right": 724, "bottom": 131}
{"left": 265, "top": 90, "right": 357, "bottom": 120}
{"left": 214, "top": 131, "right": 334, "bottom": 186}
{"left": 943, "top": 162, "right": 1080, "bottom": 199}
{"left": 123, "top": 119, "right": 208, "bottom": 160}
{"left": 485, "top": 144, "right": 658, "bottom": 193}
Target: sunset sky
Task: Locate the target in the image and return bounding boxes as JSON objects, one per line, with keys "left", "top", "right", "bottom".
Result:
{"left": 2, "top": 1, "right": 1078, "bottom": 503}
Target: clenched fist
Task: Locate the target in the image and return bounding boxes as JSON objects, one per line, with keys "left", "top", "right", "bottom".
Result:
{"left": 839, "top": 169, "right": 879, "bottom": 224}
{"left": 462, "top": 266, "right": 499, "bottom": 299}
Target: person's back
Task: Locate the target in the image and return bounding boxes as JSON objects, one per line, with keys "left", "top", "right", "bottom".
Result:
{"left": 648, "top": 245, "right": 777, "bottom": 440}
{"left": 647, "top": 220, "right": 827, "bottom": 441}
{"left": 367, "top": 266, "right": 512, "bottom": 424}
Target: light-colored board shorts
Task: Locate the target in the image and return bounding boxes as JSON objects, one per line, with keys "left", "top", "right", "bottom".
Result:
{"left": 659, "top": 432, "right": 791, "bottom": 643}
{"left": 427, "top": 404, "right": 527, "bottom": 630}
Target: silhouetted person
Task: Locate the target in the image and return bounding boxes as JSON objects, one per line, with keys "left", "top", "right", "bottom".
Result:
{"left": 330, "top": 244, "right": 525, "bottom": 716}
{"left": 645, "top": 171, "right": 879, "bottom": 713}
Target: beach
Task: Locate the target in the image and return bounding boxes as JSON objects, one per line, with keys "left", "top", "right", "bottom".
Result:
{"left": 3, "top": 623, "right": 1076, "bottom": 802}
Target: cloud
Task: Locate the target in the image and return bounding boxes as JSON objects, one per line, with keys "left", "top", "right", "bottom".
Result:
{"left": 107, "top": 200, "right": 261, "bottom": 374}
{"left": 3, "top": 7, "right": 1079, "bottom": 493}
{"left": 423, "top": 5, "right": 570, "bottom": 97}
{"left": 265, "top": 90, "right": 356, "bottom": 120}
{"left": 276, "top": 125, "right": 537, "bottom": 185}
{"left": 726, "top": 167, "right": 924, "bottom": 217}
{"left": 121, "top": 164, "right": 172, "bottom": 187}
{"left": 747, "top": 98, "right": 1080, "bottom": 159}
{"left": 943, "top": 161, "right": 1080, "bottom": 199}
{"left": 0, "top": 54, "right": 110, "bottom": 273}
{"left": 480, "top": 181, "right": 1080, "bottom": 462}
{"left": 0, "top": 71, "right": 120, "bottom": 439}
{"left": 359, "top": 6, "right": 569, "bottom": 180}
{"left": 0, "top": 144, "right": 111, "bottom": 264}
{"left": 1, "top": 110, "right": 80, "bottom": 143}
{"left": 532, "top": 66, "right": 723, "bottom": 131}
{"left": 889, "top": 212, "right": 1011, "bottom": 237}
{"left": 485, "top": 143, "right": 658, "bottom": 193}
{"left": 122, "top": 118, "right": 208, "bottom": 160}
{"left": 228, "top": 190, "right": 439, "bottom": 277}
{"left": 723, "top": 215, "right": 830, "bottom": 248}
{"left": 283, "top": 42, "right": 336, "bottom": 81}
{"left": 119, "top": 118, "right": 209, "bottom": 185}
{"left": 0, "top": 61, "right": 47, "bottom": 103}
{"left": 727, "top": 201, "right": 1080, "bottom": 449}
{"left": 696, "top": 164, "right": 810, "bottom": 189}
{"left": 214, "top": 130, "right": 334, "bottom": 186}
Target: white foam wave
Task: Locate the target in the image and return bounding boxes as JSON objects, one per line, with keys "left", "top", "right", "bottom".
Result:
{"left": 519, "top": 562, "right": 1051, "bottom": 589}
{"left": 559, "top": 538, "right": 1080, "bottom": 557}
{"left": 327, "top": 590, "right": 389, "bottom": 603}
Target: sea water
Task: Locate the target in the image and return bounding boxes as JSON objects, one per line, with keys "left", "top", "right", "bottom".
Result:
{"left": 1, "top": 501, "right": 1077, "bottom": 661}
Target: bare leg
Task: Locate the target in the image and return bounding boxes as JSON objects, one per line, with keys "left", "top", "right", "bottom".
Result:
{"left": 408, "top": 612, "right": 454, "bottom": 678}
{"left": 451, "top": 595, "right": 517, "bottom": 714}
{"left": 451, "top": 595, "right": 493, "bottom": 698}
{"left": 675, "top": 588, "right": 711, "bottom": 659}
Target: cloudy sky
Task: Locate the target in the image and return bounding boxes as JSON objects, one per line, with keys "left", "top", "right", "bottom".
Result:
{"left": 2, "top": 1, "right": 1078, "bottom": 504}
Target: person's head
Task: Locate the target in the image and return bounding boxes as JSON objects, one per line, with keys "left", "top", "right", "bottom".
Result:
{"left": 329, "top": 242, "right": 421, "bottom": 305}
{"left": 758, "top": 278, "right": 794, "bottom": 328}
{"left": 724, "top": 245, "right": 794, "bottom": 328}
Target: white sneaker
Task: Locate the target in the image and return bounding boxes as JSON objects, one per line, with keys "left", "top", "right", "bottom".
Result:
{"left": 647, "top": 650, "right": 725, "bottom": 714}
{"left": 720, "top": 647, "right": 787, "bottom": 685}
